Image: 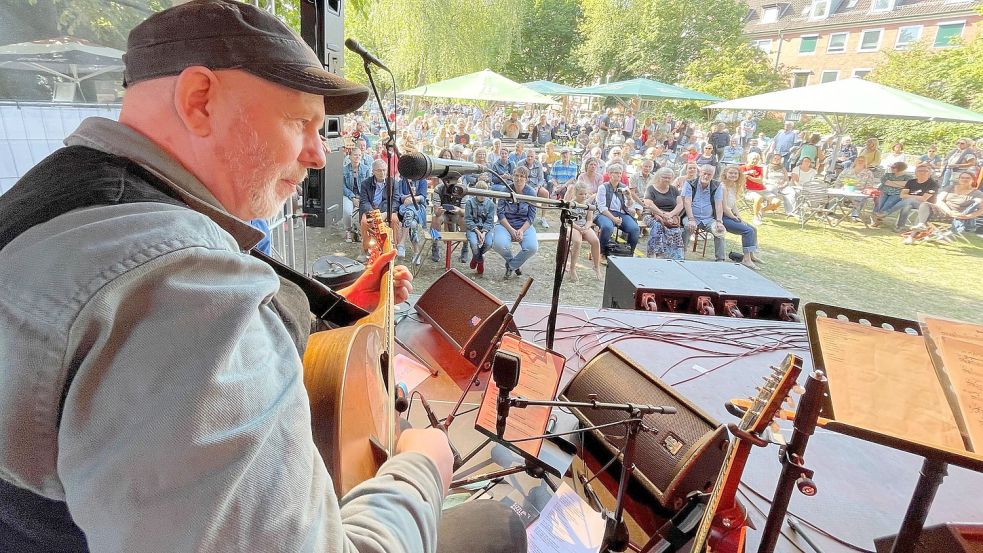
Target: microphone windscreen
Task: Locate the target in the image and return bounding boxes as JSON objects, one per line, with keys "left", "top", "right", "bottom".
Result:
{"left": 492, "top": 351, "right": 521, "bottom": 391}
{"left": 397, "top": 152, "right": 430, "bottom": 180}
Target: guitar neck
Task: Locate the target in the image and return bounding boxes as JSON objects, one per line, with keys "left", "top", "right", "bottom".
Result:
{"left": 690, "top": 437, "right": 751, "bottom": 552}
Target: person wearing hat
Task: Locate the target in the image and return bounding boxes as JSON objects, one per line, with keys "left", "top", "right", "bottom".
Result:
{"left": 0, "top": 1, "right": 524, "bottom": 552}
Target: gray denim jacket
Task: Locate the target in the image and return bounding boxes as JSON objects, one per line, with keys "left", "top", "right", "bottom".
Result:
{"left": 0, "top": 118, "right": 442, "bottom": 552}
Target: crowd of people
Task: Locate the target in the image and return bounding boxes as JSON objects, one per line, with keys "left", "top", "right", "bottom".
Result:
{"left": 339, "top": 103, "right": 983, "bottom": 278}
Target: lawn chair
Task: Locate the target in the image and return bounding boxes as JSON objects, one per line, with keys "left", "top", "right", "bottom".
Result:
{"left": 793, "top": 179, "right": 835, "bottom": 228}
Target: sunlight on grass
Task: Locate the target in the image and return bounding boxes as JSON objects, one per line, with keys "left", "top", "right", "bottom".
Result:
{"left": 731, "top": 213, "right": 983, "bottom": 323}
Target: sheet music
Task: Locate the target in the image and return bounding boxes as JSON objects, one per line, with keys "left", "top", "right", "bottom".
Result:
{"left": 527, "top": 482, "right": 605, "bottom": 553}
{"left": 922, "top": 317, "right": 983, "bottom": 450}
{"left": 815, "top": 317, "right": 964, "bottom": 450}
{"left": 475, "top": 334, "right": 564, "bottom": 458}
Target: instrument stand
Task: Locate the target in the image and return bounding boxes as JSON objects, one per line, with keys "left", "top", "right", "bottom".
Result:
{"left": 450, "top": 443, "right": 559, "bottom": 493}
{"left": 757, "top": 370, "right": 826, "bottom": 553}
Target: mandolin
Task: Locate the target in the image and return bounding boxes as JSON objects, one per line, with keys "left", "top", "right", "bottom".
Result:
{"left": 688, "top": 354, "right": 803, "bottom": 553}
{"left": 302, "top": 210, "right": 398, "bottom": 496}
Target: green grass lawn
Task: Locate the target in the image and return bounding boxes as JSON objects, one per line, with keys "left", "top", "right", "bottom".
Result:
{"left": 744, "top": 213, "right": 983, "bottom": 323}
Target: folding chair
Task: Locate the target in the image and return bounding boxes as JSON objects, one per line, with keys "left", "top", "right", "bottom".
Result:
{"left": 793, "top": 180, "right": 835, "bottom": 228}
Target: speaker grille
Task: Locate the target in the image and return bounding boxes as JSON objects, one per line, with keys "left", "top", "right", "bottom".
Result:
{"left": 562, "top": 347, "right": 728, "bottom": 508}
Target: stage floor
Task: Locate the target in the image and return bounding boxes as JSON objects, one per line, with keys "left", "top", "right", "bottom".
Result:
{"left": 399, "top": 302, "right": 983, "bottom": 552}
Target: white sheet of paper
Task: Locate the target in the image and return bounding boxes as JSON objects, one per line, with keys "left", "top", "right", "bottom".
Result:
{"left": 394, "top": 353, "right": 431, "bottom": 393}
{"left": 527, "top": 482, "right": 605, "bottom": 553}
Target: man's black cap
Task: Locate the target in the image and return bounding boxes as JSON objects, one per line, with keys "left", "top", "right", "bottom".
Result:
{"left": 123, "top": 0, "right": 369, "bottom": 115}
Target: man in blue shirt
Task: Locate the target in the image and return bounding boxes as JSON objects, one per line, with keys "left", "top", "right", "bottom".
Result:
{"left": 683, "top": 165, "right": 726, "bottom": 262}
{"left": 489, "top": 149, "right": 517, "bottom": 189}
{"left": 491, "top": 166, "right": 539, "bottom": 279}
{"left": 550, "top": 148, "right": 578, "bottom": 199}
{"left": 769, "top": 122, "right": 797, "bottom": 168}
{"left": 594, "top": 163, "right": 640, "bottom": 257}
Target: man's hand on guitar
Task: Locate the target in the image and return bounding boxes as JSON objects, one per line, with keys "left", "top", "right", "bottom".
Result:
{"left": 396, "top": 428, "right": 454, "bottom": 494}
{"left": 340, "top": 249, "right": 413, "bottom": 310}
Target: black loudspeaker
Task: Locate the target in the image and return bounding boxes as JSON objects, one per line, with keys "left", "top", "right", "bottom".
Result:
{"left": 875, "top": 523, "right": 983, "bottom": 553}
{"left": 413, "top": 269, "right": 519, "bottom": 370}
{"left": 603, "top": 258, "right": 715, "bottom": 314}
{"left": 561, "top": 347, "right": 729, "bottom": 511}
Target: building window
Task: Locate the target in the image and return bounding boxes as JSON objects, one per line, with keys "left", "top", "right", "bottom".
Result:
{"left": 820, "top": 70, "right": 839, "bottom": 83}
{"left": 858, "top": 29, "right": 882, "bottom": 51}
{"left": 761, "top": 6, "right": 780, "bottom": 23}
{"left": 934, "top": 22, "right": 964, "bottom": 48}
{"left": 853, "top": 68, "right": 872, "bottom": 78}
{"left": 809, "top": 0, "right": 831, "bottom": 18}
{"left": 870, "top": 0, "right": 894, "bottom": 12}
{"left": 754, "top": 39, "right": 773, "bottom": 53}
{"left": 799, "top": 35, "right": 819, "bottom": 54}
{"left": 895, "top": 25, "right": 922, "bottom": 48}
{"left": 827, "top": 32, "right": 848, "bottom": 52}
{"left": 792, "top": 72, "right": 810, "bottom": 87}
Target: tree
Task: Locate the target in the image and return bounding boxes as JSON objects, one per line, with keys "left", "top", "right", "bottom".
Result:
{"left": 344, "top": 0, "right": 523, "bottom": 90}
{"left": 504, "top": 0, "right": 584, "bottom": 84}
{"left": 674, "top": 42, "right": 787, "bottom": 119}
{"left": 577, "top": 0, "right": 748, "bottom": 84}
{"left": 855, "top": 34, "right": 983, "bottom": 151}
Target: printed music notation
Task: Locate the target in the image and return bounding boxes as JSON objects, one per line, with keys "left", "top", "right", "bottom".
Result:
{"left": 815, "top": 317, "right": 965, "bottom": 451}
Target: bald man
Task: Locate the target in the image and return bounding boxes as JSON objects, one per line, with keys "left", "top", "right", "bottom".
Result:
{"left": 0, "top": 1, "right": 523, "bottom": 552}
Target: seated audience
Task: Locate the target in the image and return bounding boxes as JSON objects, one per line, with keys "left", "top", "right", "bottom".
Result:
{"left": 642, "top": 168, "right": 684, "bottom": 260}
{"left": 750, "top": 153, "right": 787, "bottom": 225}
{"left": 358, "top": 159, "right": 401, "bottom": 260}
{"left": 872, "top": 165, "right": 938, "bottom": 230}
{"left": 492, "top": 166, "right": 539, "bottom": 279}
{"left": 873, "top": 161, "right": 911, "bottom": 217}
{"left": 578, "top": 157, "right": 604, "bottom": 196}
{"left": 550, "top": 148, "right": 579, "bottom": 200}
{"left": 910, "top": 171, "right": 983, "bottom": 235}
{"left": 564, "top": 183, "right": 603, "bottom": 281}
{"left": 683, "top": 165, "right": 726, "bottom": 262}
{"left": 594, "top": 163, "right": 641, "bottom": 258}
{"left": 396, "top": 174, "right": 428, "bottom": 263}
{"left": 719, "top": 165, "right": 761, "bottom": 269}
{"left": 464, "top": 180, "right": 497, "bottom": 275}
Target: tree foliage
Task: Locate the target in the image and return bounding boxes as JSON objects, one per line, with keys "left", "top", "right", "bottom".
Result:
{"left": 576, "top": 0, "right": 748, "bottom": 84}
{"left": 674, "top": 41, "right": 787, "bottom": 119}
{"left": 504, "top": 0, "right": 585, "bottom": 84}
{"left": 856, "top": 35, "right": 983, "bottom": 151}
{"left": 344, "top": 0, "right": 523, "bottom": 89}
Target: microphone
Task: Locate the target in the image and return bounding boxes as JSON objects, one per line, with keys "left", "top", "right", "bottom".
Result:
{"left": 344, "top": 39, "right": 390, "bottom": 72}
{"left": 492, "top": 350, "right": 521, "bottom": 438}
{"left": 398, "top": 152, "right": 487, "bottom": 181}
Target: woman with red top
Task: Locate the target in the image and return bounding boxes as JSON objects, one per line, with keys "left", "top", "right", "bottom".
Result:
{"left": 740, "top": 152, "right": 768, "bottom": 224}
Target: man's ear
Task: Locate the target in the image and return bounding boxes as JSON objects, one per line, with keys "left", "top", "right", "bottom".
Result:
{"left": 173, "top": 66, "right": 218, "bottom": 137}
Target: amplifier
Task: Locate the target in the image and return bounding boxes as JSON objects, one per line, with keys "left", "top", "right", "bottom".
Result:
{"left": 874, "top": 523, "right": 983, "bottom": 553}
{"left": 602, "top": 258, "right": 715, "bottom": 315}
{"left": 679, "top": 261, "right": 799, "bottom": 321}
{"left": 602, "top": 258, "right": 799, "bottom": 321}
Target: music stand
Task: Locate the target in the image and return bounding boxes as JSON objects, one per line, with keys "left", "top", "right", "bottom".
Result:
{"left": 803, "top": 303, "right": 983, "bottom": 553}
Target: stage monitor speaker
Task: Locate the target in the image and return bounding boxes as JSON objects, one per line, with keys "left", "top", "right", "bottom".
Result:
{"left": 413, "top": 269, "right": 518, "bottom": 371}
{"left": 561, "top": 347, "right": 728, "bottom": 511}
{"left": 874, "top": 523, "right": 983, "bottom": 553}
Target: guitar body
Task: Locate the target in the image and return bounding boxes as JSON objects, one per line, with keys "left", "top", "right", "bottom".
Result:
{"left": 304, "top": 322, "right": 389, "bottom": 496}
{"left": 302, "top": 210, "right": 397, "bottom": 497}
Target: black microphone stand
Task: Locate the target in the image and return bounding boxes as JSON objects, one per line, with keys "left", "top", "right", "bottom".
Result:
{"left": 450, "top": 394, "right": 677, "bottom": 553}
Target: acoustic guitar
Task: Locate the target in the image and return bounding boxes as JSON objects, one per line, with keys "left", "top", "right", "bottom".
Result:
{"left": 303, "top": 210, "right": 398, "bottom": 496}
{"left": 689, "top": 354, "right": 803, "bottom": 553}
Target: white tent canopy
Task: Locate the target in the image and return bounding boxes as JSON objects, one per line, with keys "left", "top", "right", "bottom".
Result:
{"left": 399, "top": 69, "right": 559, "bottom": 105}
{"left": 707, "top": 77, "right": 983, "bottom": 125}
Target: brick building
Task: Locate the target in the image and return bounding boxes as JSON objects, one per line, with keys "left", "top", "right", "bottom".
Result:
{"left": 744, "top": 0, "right": 982, "bottom": 86}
